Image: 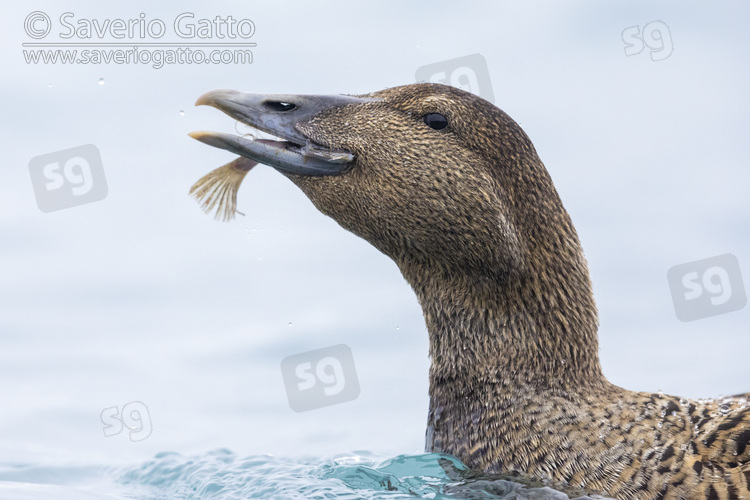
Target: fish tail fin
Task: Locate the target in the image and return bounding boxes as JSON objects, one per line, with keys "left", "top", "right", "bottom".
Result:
{"left": 190, "top": 157, "right": 257, "bottom": 221}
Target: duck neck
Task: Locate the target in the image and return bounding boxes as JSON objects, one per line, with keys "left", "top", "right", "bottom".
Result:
{"left": 401, "top": 244, "right": 606, "bottom": 398}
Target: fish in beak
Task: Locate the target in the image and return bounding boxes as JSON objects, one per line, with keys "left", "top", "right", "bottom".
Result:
{"left": 188, "top": 89, "right": 376, "bottom": 220}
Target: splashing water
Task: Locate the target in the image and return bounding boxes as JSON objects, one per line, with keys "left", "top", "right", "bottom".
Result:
{"left": 0, "top": 451, "right": 612, "bottom": 499}
{"left": 119, "top": 451, "right": 609, "bottom": 499}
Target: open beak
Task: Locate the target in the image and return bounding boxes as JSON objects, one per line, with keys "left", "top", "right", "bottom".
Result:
{"left": 189, "top": 89, "right": 377, "bottom": 176}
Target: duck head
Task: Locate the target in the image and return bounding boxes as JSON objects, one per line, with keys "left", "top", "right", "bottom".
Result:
{"left": 189, "top": 84, "right": 558, "bottom": 280}
{"left": 191, "top": 83, "right": 601, "bottom": 386}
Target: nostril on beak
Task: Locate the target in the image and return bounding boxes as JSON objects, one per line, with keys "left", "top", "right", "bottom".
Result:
{"left": 263, "top": 101, "right": 297, "bottom": 112}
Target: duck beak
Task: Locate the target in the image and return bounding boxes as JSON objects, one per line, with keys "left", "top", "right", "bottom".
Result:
{"left": 189, "top": 89, "right": 378, "bottom": 177}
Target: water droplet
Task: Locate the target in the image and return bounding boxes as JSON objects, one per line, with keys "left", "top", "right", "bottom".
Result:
{"left": 179, "top": 110, "right": 185, "bottom": 116}
{"left": 657, "top": 422, "right": 663, "bottom": 428}
{"left": 98, "top": 78, "right": 105, "bottom": 85}
{"left": 719, "top": 404, "right": 730, "bottom": 415}
{"left": 235, "top": 120, "right": 258, "bottom": 137}
{"left": 671, "top": 411, "right": 677, "bottom": 417}
{"left": 288, "top": 322, "right": 292, "bottom": 327}
{"left": 396, "top": 327, "right": 400, "bottom": 331}
{"left": 47, "top": 83, "right": 52, "bottom": 88}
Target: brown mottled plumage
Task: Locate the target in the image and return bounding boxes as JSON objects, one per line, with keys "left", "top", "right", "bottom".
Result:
{"left": 192, "top": 83, "right": 750, "bottom": 499}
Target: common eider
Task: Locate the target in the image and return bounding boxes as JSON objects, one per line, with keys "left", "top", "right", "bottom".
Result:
{"left": 189, "top": 84, "right": 750, "bottom": 499}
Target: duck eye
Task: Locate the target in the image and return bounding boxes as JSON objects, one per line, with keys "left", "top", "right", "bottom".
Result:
{"left": 423, "top": 113, "right": 448, "bottom": 130}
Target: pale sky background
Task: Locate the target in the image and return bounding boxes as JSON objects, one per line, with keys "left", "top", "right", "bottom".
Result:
{"left": 0, "top": 1, "right": 748, "bottom": 469}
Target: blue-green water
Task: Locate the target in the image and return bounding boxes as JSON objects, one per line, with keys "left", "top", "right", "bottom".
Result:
{"left": 0, "top": 451, "right": 609, "bottom": 499}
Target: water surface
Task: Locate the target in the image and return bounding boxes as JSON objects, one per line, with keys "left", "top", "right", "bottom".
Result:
{"left": 0, "top": 451, "right": 610, "bottom": 499}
